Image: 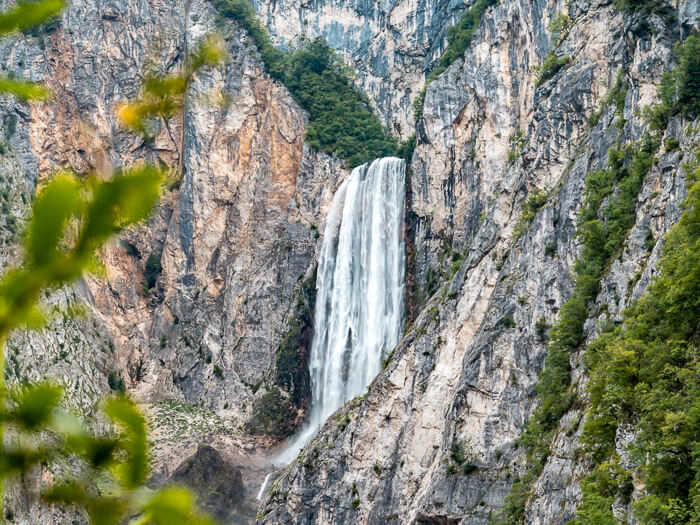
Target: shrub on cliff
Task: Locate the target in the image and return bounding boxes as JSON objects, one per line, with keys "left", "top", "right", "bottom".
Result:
{"left": 413, "top": 0, "right": 496, "bottom": 119}
{"left": 212, "top": 0, "right": 398, "bottom": 167}
{"left": 644, "top": 31, "right": 700, "bottom": 131}
{"left": 533, "top": 52, "right": 571, "bottom": 86}
{"left": 144, "top": 252, "right": 162, "bottom": 289}
{"left": 247, "top": 387, "right": 297, "bottom": 438}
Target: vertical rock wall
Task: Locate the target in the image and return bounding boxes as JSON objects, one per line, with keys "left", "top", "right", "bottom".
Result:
{"left": 257, "top": 1, "right": 699, "bottom": 523}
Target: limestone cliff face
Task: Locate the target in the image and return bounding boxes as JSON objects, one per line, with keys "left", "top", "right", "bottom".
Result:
{"left": 2, "top": 0, "right": 698, "bottom": 523}
{"left": 0, "top": 0, "right": 346, "bottom": 522}
{"left": 10, "top": 0, "right": 348, "bottom": 426}
{"left": 252, "top": 0, "right": 472, "bottom": 138}
{"left": 257, "top": 1, "right": 699, "bottom": 524}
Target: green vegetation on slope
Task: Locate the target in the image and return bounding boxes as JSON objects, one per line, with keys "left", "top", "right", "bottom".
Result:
{"left": 575, "top": 146, "right": 699, "bottom": 524}
{"left": 275, "top": 269, "right": 316, "bottom": 408}
{"left": 492, "top": 134, "right": 658, "bottom": 524}
{"left": 247, "top": 386, "right": 297, "bottom": 438}
{"left": 212, "top": 0, "right": 401, "bottom": 167}
{"left": 495, "top": 32, "right": 700, "bottom": 525}
{"left": 0, "top": 4, "right": 226, "bottom": 521}
{"left": 613, "top": 0, "right": 676, "bottom": 21}
{"left": 643, "top": 31, "right": 700, "bottom": 131}
{"left": 413, "top": 0, "right": 497, "bottom": 119}
{"left": 533, "top": 52, "right": 571, "bottom": 87}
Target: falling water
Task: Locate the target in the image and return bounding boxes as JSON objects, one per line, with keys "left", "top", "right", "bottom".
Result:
{"left": 275, "top": 157, "right": 406, "bottom": 465}
{"left": 256, "top": 473, "right": 274, "bottom": 501}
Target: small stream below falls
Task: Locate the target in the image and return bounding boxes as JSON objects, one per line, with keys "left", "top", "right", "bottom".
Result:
{"left": 264, "top": 156, "right": 406, "bottom": 478}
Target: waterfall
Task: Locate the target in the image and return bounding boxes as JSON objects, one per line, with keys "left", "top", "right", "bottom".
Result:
{"left": 275, "top": 157, "right": 406, "bottom": 465}
{"left": 256, "top": 473, "right": 274, "bottom": 501}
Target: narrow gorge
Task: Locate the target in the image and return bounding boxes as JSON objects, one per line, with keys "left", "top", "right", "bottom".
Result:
{"left": 0, "top": 0, "right": 697, "bottom": 524}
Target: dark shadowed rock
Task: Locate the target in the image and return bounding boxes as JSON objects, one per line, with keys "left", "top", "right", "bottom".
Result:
{"left": 170, "top": 445, "right": 244, "bottom": 523}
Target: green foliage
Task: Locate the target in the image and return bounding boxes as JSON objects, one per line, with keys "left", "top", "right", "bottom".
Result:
{"left": 247, "top": 387, "right": 296, "bottom": 438}
{"left": 118, "top": 35, "right": 226, "bottom": 139}
{"left": 211, "top": 0, "right": 285, "bottom": 80}
{"left": 450, "top": 441, "right": 469, "bottom": 465}
{"left": 533, "top": 52, "right": 571, "bottom": 87}
{"left": 612, "top": 0, "right": 675, "bottom": 21}
{"left": 0, "top": 166, "right": 164, "bottom": 335}
{"left": 212, "top": 0, "right": 397, "bottom": 167}
{"left": 606, "top": 70, "right": 629, "bottom": 116}
{"left": 448, "top": 440, "right": 479, "bottom": 476}
{"left": 0, "top": 76, "right": 49, "bottom": 101}
{"left": 6, "top": 389, "right": 215, "bottom": 525}
{"left": 590, "top": 69, "right": 629, "bottom": 128}
{"left": 275, "top": 271, "right": 315, "bottom": 407}
{"left": 643, "top": 32, "right": 700, "bottom": 131}
{"left": 424, "top": 266, "right": 443, "bottom": 300}
{"left": 462, "top": 463, "right": 479, "bottom": 475}
{"left": 501, "top": 315, "right": 516, "bottom": 329}
{"left": 535, "top": 317, "right": 550, "bottom": 342}
{"left": 107, "top": 372, "right": 125, "bottom": 393}
{"left": 413, "top": 0, "right": 496, "bottom": 121}
{"left": 665, "top": 137, "right": 680, "bottom": 151}
{"left": 284, "top": 37, "right": 397, "bottom": 167}
{"left": 494, "top": 136, "right": 658, "bottom": 524}
{"left": 428, "top": 0, "right": 498, "bottom": 84}
{"left": 0, "top": 5, "right": 221, "bottom": 522}
{"left": 0, "top": 0, "right": 63, "bottom": 35}
{"left": 508, "top": 129, "right": 526, "bottom": 164}
{"left": 575, "top": 149, "right": 700, "bottom": 524}
{"left": 213, "top": 365, "right": 223, "bottom": 379}
{"left": 548, "top": 12, "right": 572, "bottom": 47}
{"left": 145, "top": 252, "right": 163, "bottom": 289}
{"left": 514, "top": 188, "right": 548, "bottom": 239}
{"left": 412, "top": 88, "right": 427, "bottom": 122}
{"left": 397, "top": 134, "right": 417, "bottom": 162}
{"left": 576, "top": 460, "right": 632, "bottom": 525}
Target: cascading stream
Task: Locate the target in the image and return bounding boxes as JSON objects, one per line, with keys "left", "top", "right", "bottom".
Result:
{"left": 274, "top": 156, "right": 406, "bottom": 466}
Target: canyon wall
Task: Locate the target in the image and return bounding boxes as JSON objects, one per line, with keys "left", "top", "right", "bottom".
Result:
{"left": 257, "top": 0, "right": 699, "bottom": 523}
{"left": 0, "top": 0, "right": 697, "bottom": 523}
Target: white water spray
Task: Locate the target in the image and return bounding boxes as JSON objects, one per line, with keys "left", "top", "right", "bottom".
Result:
{"left": 256, "top": 473, "right": 274, "bottom": 501}
{"left": 276, "top": 157, "right": 406, "bottom": 465}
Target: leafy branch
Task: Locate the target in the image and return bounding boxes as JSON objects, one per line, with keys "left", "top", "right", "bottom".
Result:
{"left": 0, "top": 2, "right": 225, "bottom": 523}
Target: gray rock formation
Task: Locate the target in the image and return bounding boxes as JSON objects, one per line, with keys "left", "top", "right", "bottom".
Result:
{"left": 252, "top": 0, "right": 473, "bottom": 137}
{"left": 257, "top": 1, "right": 699, "bottom": 523}
{"left": 0, "top": 0, "right": 345, "bottom": 522}
{"left": 0, "top": 0, "right": 697, "bottom": 523}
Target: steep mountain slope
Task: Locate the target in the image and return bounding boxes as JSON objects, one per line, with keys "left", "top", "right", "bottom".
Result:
{"left": 0, "top": 0, "right": 697, "bottom": 523}
{"left": 0, "top": 0, "right": 346, "bottom": 521}
{"left": 253, "top": 0, "right": 473, "bottom": 137}
{"left": 257, "top": 0, "right": 700, "bottom": 523}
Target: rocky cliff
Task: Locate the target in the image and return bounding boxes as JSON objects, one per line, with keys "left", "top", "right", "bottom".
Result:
{"left": 1, "top": 0, "right": 347, "bottom": 521}
{"left": 257, "top": 0, "right": 699, "bottom": 524}
{"left": 252, "top": 0, "right": 473, "bottom": 138}
{"left": 1, "top": 0, "right": 698, "bottom": 523}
